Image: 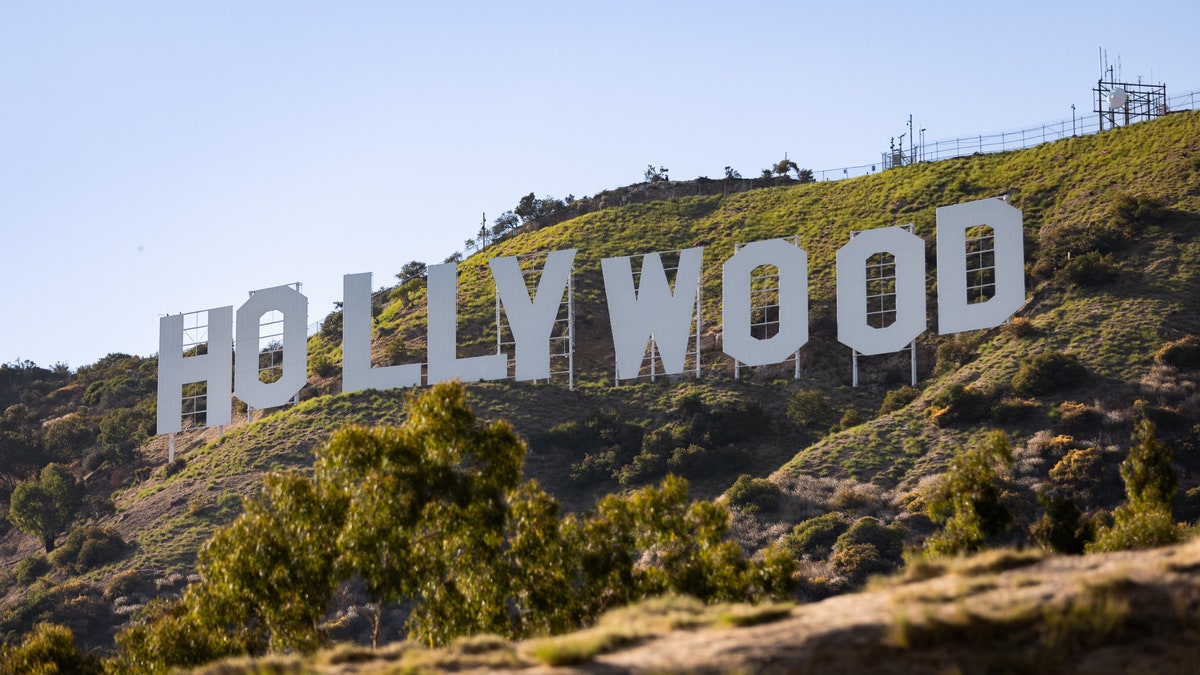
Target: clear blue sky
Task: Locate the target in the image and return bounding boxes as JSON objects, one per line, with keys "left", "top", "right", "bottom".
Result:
{"left": 2, "top": 1, "right": 1198, "bottom": 369}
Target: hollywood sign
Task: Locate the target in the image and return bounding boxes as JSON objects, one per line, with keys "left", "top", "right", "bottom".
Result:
{"left": 157, "top": 198, "right": 1023, "bottom": 436}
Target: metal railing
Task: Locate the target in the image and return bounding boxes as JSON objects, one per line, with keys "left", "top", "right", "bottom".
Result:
{"left": 813, "top": 87, "right": 1200, "bottom": 181}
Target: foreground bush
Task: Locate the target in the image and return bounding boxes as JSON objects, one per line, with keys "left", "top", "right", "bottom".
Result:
{"left": 0, "top": 623, "right": 103, "bottom": 675}
{"left": 113, "top": 383, "right": 794, "bottom": 673}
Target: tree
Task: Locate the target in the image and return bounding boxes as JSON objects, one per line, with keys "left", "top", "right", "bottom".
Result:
{"left": 797, "top": 168, "right": 815, "bottom": 183}
{"left": 773, "top": 158, "right": 799, "bottom": 178}
{"left": 395, "top": 260, "right": 428, "bottom": 286}
{"left": 1088, "top": 419, "right": 1184, "bottom": 552}
{"left": 491, "top": 211, "right": 519, "bottom": 238}
{"left": 924, "top": 431, "right": 1013, "bottom": 555}
{"left": 0, "top": 403, "right": 45, "bottom": 483}
{"left": 320, "top": 384, "right": 525, "bottom": 647}
{"left": 1121, "top": 418, "right": 1177, "bottom": 506}
{"left": 514, "top": 193, "right": 565, "bottom": 224}
{"left": 724, "top": 166, "right": 741, "bottom": 180}
{"left": 9, "top": 463, "right": 81, "bottom": 552}
{"left": 644, "top": 164, "right": 669, "bottom": 183}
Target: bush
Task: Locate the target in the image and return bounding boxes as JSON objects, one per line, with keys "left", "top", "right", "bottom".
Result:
{"left": 924, "top": 432, "right": 1013, "bottom": 555}
{"left": 310, "top": 352, "right": 339, "bottom": 378}
{"left": 1049, "top": 446, "right": 1117, "bottom": 503}
{"left": 1030, "top": 491, "right": 1091, "bottom": 554}
{"left": 834, "top": 517, "right": 906, "bottom": 565}
{"left": 1058, "top": 251, "right": 1119, "bottom": 286}
{"left": 781, "top": 513, "right": 850, "bottom": 560}
{"left": 934, "top": 334, "right": 979, "bottom": 375}
{"left": 1011, "top": 351, "right": 1087, "bottom": 396}
{"left": 99, "top": 407, "right": 152, "bottom": 460}
{"left": 879, "top": 386, "right": 918, "bottom": 415}
{"left": 1087, "top": 501, "right": 1183, "bottom": 552}
{"left": 991, "top": 396, "right": 1040, "bottom": 423}
{"left": 15, "top": 554, "right": 50, "bottom": 586}
{"left": 1108, "top": 193, "right": 1165, "bottom": 233}
{"left": 926, "top": 384, "right": 990, "bottom": 426}
{"left": 1053, "top": 401, "right": 1101, "bottom": 431}
{"left": 187, "top": 495, "right": 209, "bottom": 517}
{"left": 786, "top": 389, "right": 833, "bottom": 429}
{"left": 49, "top": 526, "right": 126, "bottom": 575}
{"left": 0, "top": 623, "right": 103, "bottom": 674}
{"left": 42, "top": 414, "right": 97, "bottom": 461}
{"left": 830, "top": 543, "right": 889, "bottom": 585}
{"left": 726, "top": 474, "right": 780, "bottom": 514}
{"left": 217, "top": 491, "right": 243, "bottom": 516}
{"left": 9, "top": 463, "right": 82, "bottom": 553}
{"left": 163, "top": 457, "right": 187, "bottom": 477}
{"left": 833, "top": 408, "right": 864, "bottom": 432}
{"left": 1156, "top": 336, "right": 1200, "bottom": 371}
{"left": 1004, "top": 317, "right": 1037, "bottom": 338}
{"left": 106, "top": 569, "right": 148, "bottom": 601}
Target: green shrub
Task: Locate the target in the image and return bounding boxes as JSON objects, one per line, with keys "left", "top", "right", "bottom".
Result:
{"left": 924, "top": 432, "right": 1013, "bottom": 555}
{"left": 1059, "top": 251, "right": 1119, "bottom": 286}
{"left": 879, "top": 385, "right": 918, "bottom": 415}
{"left": 187, "top": 495, "right": 209, "bottom": 517}
{"left": 163, "top": 457, "right": 187, "bottom": 477}
{"left": 830, "top": 543, "right": 889, "bottom": 585}
{"left": 1030, "top": 491, "right": 1092, "bottom": 554}
{"left": 1088, "top": 420, "right": 1183, "bottom": 552}
{"left": 0, "top": 623, "right": 103, "bottom": 674}
{"left": 1011, "top": 351, "right": 1088, "bottom": 396}
{"left": 1052, "top": 401, "right": 1101, "bottom": 431}
{"left": 834, "top": 408, "right": 864, "bottom": 431}
{"left": 834, "top": 517, "right": 906, "bottom": 565}
{"left": 1049, "top": 446, "right": 1118, "bottom": 503}
{"left": 1108, "top": 193, "right": 1165, "bottom": 233}
{"left": 934, "top": 334, "right": 980, "bottom": 374}
{"left": 1004, "top": 317, "right": 1037, "bottom": 338}
{"left": 217, "top": 491, "right": 243, "bottom": 516}
{"left": 49, "top": 526, "right": 126, "bottom": 575}
{"left": 15, "top": 554, "right": 50, "bottom": 586}
{"left": 1087, "top": 501, "right": 1183, "bottom": 552}
{"left": 1155, "top": 336, "right": 1200, "bottom": 371}
{"left": 42, "top": 414, "right": 97, "bottom": 461}
{"left": 310, "top": 352, "right": 339, "bottom": 378}
{"left": 786, "top": 389, "right": 833, "bottom": 429}
{"left": 1173, "top": 486, "right": 1200, "bottom": 524}
{"left": 106, "top": 569, "right": 148, "bottom": 601}
{"left": 991, "top": 396, "right": 1040, "bottom": 423}
{"left": 927, "top": 384, "right": 990, "bottom": 426}
{"left": 726, "top": 474, "right": 780, "bottom": 514}
{"left": 99, "top": 407, "right": 152, "bottom": 460}
{"left": 781, "top": 513, "right": 849, "bottom": 560}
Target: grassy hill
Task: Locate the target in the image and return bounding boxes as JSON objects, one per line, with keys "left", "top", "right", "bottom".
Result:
{"left": 0, "top": 109, "right": 1198, "bottom": 654}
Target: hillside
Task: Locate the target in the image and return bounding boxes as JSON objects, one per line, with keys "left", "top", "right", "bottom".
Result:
{"left": 0, "top": 109, "right": 1198, "bottom": 656}
{"left": 190, "top": 538, "right": 1200, "bottom": 674}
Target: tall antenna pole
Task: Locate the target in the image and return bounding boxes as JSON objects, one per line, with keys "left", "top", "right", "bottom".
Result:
{"left": 908, "top": 115, "right": 914, "bottom": 165}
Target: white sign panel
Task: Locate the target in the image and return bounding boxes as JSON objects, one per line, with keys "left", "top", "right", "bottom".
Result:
{"left": 836, "top": 226, "right": 927, "bottom": 356}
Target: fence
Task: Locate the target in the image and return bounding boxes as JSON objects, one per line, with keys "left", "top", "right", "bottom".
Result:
{"left": 813, "top": 87, "right": 1200, "bottom": 182}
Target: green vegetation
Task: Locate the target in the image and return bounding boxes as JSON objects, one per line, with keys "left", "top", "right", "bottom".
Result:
{"left": 8, "top": 463, "right": 82, "bottom": 553}
{"left": 1088, "top": 419, "right": 1186, "bottom": 552}
{"left": 924, "top": 432, "right": 1013, "bottom": 555}
{"left": 112, "top": 383, "right": 793, "bottom": 672}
